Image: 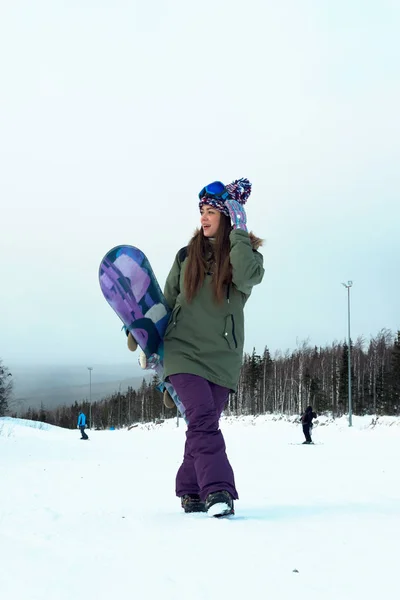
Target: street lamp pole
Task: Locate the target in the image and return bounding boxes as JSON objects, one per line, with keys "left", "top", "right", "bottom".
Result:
{"left": 118, "top": 382, "right": 122, "bottom": 428}
{"left": 88, "top": 367, "right": 93, "bottom": 429}
{"left": 341, "top": 281, "right": 353, "bottom": 427}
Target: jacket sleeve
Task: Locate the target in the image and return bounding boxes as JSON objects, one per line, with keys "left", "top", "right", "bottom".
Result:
{"left": 229, "top": 229, "right": 264, "bottom": 295}
{"left": 163, "top": 251, "right": 182, "bottom": 310}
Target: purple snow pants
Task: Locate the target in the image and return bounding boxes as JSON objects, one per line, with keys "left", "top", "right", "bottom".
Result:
{"left": 169, "top": 373, "right": 238, "bottom": 501}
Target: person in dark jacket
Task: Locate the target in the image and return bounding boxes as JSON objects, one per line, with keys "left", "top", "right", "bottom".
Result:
{"left": 77, "top": 410, "right": 89, "bottom": 440}
{"left": 301, "top": 406, "right": 317, "bottom": 444}
{"left": 162, "top": 178, "right": 264, "bottom": 517}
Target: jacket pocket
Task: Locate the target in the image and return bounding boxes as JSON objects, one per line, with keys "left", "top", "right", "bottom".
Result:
{"left": 164, "top": 305, "right": 181, "bottom": 338}
{"left": 223, "top": 314, "right": 238, "bottom": 350}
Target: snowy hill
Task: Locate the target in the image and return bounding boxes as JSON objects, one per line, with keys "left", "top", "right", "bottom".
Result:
{"left": 0, "top": 415, "right": 399, "bottom": 600}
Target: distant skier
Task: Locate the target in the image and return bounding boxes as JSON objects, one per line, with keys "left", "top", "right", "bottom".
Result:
{"left": 301, "top": 406, "right": 317, "bottom": 444}
{"left": 77, "top": 410, "right": 89, "bottom": 440}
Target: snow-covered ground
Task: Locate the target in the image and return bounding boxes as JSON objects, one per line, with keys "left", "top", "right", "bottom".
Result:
{"left": 1, "top": 415, "right": 399, "bottom": 600}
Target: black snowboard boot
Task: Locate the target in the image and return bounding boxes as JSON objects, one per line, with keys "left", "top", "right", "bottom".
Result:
{"left": 205, "top": 490, "right": 235, "bottom": 518}
{"left": 181, "top": 494, "right": 206, "bottom": 513}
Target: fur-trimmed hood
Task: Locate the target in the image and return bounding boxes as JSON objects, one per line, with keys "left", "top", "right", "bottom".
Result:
{"left": 249, "top": 232, "right": 263, "bottom": 250}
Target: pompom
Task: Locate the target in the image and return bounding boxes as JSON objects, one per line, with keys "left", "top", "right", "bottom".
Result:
{"left": 225, "top": 178, "right": 252, "bottom": 205}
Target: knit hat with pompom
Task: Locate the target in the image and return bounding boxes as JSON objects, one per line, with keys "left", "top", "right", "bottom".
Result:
{"left": 198, "top": 178, "right": 252, "bottom": 217}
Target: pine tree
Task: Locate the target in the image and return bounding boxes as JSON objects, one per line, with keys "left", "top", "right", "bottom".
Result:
{"left": 389, "top": 331, "right": 400, "bottom": 414}
{"left": 261, "top": 346, "right": 274, "bottom": 413}
{"left": 39, "top": 403, "right": 47, "bottom": 423}
{"left": 247, "top": 348, "right": 263, "bottom": 414}
{"left": 0, "top": 360, "right": 13, "bottom": 417}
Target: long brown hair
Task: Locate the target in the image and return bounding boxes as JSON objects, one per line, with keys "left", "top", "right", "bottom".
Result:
{"left": 184, "top": 213, "right": 232, "bottom": 304}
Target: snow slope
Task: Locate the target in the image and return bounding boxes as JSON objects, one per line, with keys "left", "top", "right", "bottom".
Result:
{"left": 0, "top": 415, "right": 399, "bottom": 600}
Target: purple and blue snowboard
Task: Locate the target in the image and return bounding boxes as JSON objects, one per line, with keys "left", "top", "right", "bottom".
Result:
{"left": 98, "top": 245, "right": 186, "bottom": 420}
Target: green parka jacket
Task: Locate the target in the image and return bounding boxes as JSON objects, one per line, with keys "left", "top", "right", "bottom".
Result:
{"left": 162, "top": 229, "right": 264, "bottom": 392}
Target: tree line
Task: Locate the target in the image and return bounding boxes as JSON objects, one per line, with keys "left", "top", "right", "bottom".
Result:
{"left": 234, "top": 329, "right": 400, "bottom": 417}
{"left": 1, "top": 328, "right": 400, "bottom": 427}
{"left": 14, "top": 375, "right": 170, "bottom": 429}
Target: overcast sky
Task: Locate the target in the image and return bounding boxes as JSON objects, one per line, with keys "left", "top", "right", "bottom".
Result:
{"left": 1, "top": 0, "right": 399, "bottom": 370}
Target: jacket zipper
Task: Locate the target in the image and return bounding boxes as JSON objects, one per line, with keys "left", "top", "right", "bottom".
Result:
{"left": 226, "top": 284, "right": 238, "bottom": 347}
{"left": 231, "top": 315, "right": 238, "bottom": 348}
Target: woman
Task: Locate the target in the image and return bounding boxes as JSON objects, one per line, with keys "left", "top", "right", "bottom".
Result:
{"left": 163, "top": 178, "right": 264, "bottom": 517}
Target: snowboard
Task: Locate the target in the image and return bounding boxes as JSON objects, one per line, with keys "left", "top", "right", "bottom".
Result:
{"left": 98, "top": 245, "right": 186, "bottom": 421}
{"left": 289, "top": 442, "right": 323, "bottom": 446}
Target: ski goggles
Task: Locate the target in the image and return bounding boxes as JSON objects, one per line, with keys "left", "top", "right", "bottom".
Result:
{"left": 198, "top": 181, "right": 230, "bottom": 201}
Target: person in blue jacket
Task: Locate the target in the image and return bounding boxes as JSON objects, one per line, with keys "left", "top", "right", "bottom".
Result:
{"left": 77, "top": 410, "right": 89, "bottom": 440}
